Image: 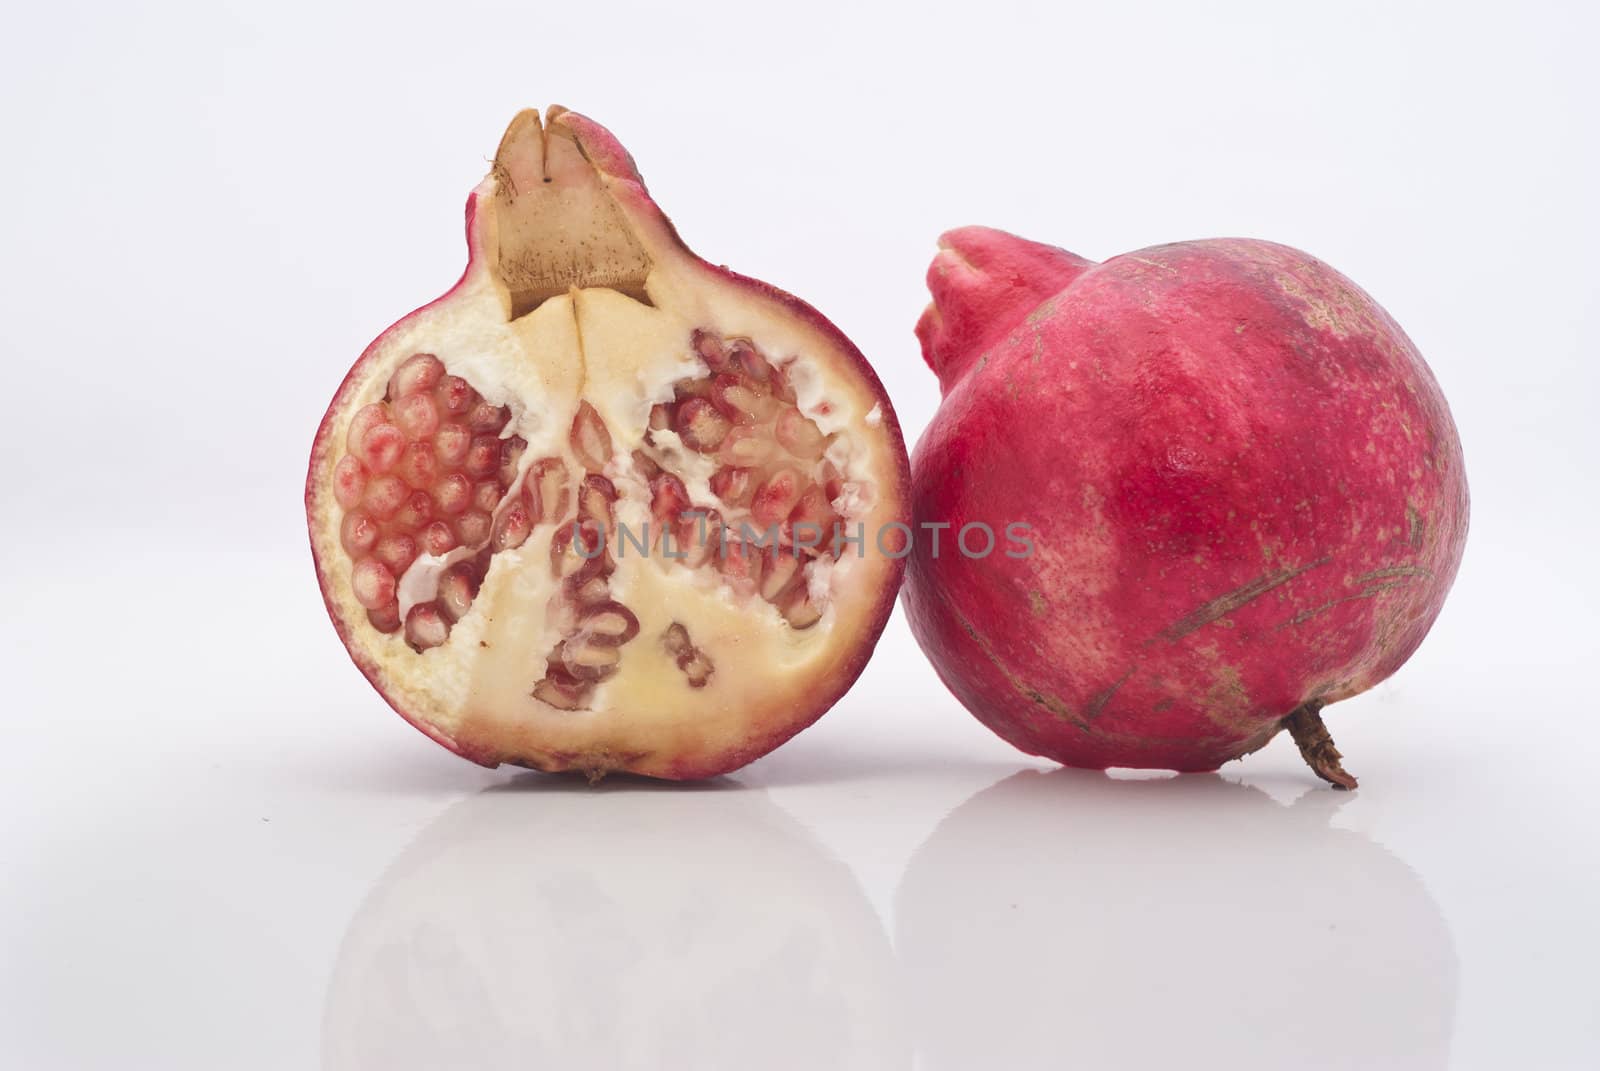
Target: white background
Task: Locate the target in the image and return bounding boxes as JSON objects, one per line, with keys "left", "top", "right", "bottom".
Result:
{"left": 3, "top": 1, "right": 1597, "bottom": 1067}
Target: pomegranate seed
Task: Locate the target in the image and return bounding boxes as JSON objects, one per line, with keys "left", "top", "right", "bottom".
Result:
{"left": 435, "top": 375, "right": 476, "bottom": 416}
{"left": 675, "top": 397, "right": 732, "bottom": 451}
{"left": 710, "top": 373, "right": 778, "bottom": 425}
{"left": 346, "top": 404, "right": 387, "bottom": 455}
{"left": 455, "top": 510, "right": 492, "bottom": 546}
{"left": 464, "top": 436, "right": 499, "bottom": 478}
{"left": 397, "top": 442, "right": 439, "bottom": 488}
{"left": 498, "top": 436, "right": 528, "bottom": 486}
{"left": 395, "top": 490, "right": 434, "bottom": 532}
{"left": 375, "top": 533, "right": 419, "bottom": 576}
{"left": 467, "top": 402, "right": 510, "bottom": 434}
{"left": 333, "top": 456, "right": 368, "bottom": 510}
{"left": 492, "top": 501, "right": 533, "bottom": 551}
{"left": 363, "top": 474, "right": 409, "bottom": 520}
{"left": 751, "top": 469, "right": 805, "bottom": 528}
{"left": 340, "top": 511, "right": 380, "bottom": 557}
{"left": 367, "top": 600, "right": 402, "bottom": 634}
{"left": 359, "top": 423, "right": 406, "bottom": 473}
{"left": 761, "top": 550, "right": 802, "bottom": 602}
{"left": 681, "top": 652, "right": 714, "bottom": 687}
{"left": 674, "top": 377, "right": 713, "bottom": 401}
{"left": 775, "top": 408, "right": 826, "bottom": 460}
{"left": 404, "top": 602, "right": 450, "bottom": 651}
{"left": 421, "top": 520, "right": 457, "bottom": 556}
{"left": 472, "top": 479, "right": 502, "bottom": 514}
{"left": 676, "top": 510, "right": 722, "bottom": 569}
{"left": 648, "top": 403, "right": 674, "bottom": 432}
{"left": 719, "top": 426, "right": 774, "bottom": 467}
{"left": 552, "top": 521, "right": 611, "bottom": 579}
{"left": 709, "top": 466, "right": 754, "bottom": 507}
{"left": 524, "top": 457, "right": 570, "bottom": 524}
{"left": 435, "top": 423, "right": 472, "bottom": 467}
{"left": 351, "top": 558, "right": 397, "bottom": 610}
{"left": 662, "top": 622, "right": 694, "bottom": 658}
{"left": 392, "top": 393, "right": 441, "bottom": 440}
{"left": 570, "top": 400, "right": 613, "bottom": 470}
{"left": 577, "top": 601, "right": 640, "bottom": 646}
{"left": 820, "top": 460, "right": 845, "bottom": 501}
{"left": 438, "top": 563, "right": 479, "bottom": 621}
{"left": 692, "top": 329, "right": 729, "bottom": 371}
{"left": 433, "top": 473, "right": 472, "bottom": 516}
{"left": 389, "top": 353, "right": 444, "bottom": 398}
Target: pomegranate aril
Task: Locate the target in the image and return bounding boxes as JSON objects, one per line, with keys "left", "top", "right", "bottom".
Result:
{"left": 363, "top": 474, "right": 409, "bottom": 520}
{"left": 492, "top": 501, "right": 533, "bottom": 551}
{"left": 351, "top": 558, "right": 397, "bottom": 610}
{"left": 367, "top": 600, "right": 402, "bottom": 634}
{"left": 374, "top": 534, "right": 419, "bottom": 576}
{"left": 524, "top": 457, "right": 571, "bottom": 525}
{"left": 681, "top": 652, "right": 714, "bottom": 688}
{"left": 775, "top": 408, "right": 826, "bottom": 460}
{"left": 729, "top": 340, "right": 774, "bottom": 385}
{"left": 778, "top": 584, "right": 823, "bottom": 630}
{"left": 404, "top": 602, "right": 450, "bottom": 651}
{"left": 751, "top": 469, "right": 805, "bottom": 528}
{"left": 389, "top": 353, "right": 444, "bottom": 399}
{"left": 565, "top": 571, "right": 611, "bottom": 607}
{"left": 434, "top": 473, "right": 472, "bottom": 515}
{"left": 359, "top": 423, "right": 406, "bottom": 473}
{"left": 650, "top": 473, "right": 691, "bottom": 525}
{"left": 709, "top": 466, "right": 754, "bottom": 507}
{"left": 578, "top": 601, "right": 640, "bottom": 646}
{"left": 710, "top": 373, "right": 778, "bottom": 424}
{"left": 676, "top": 510, "right": 721, "bottom": 569}
{"left": 662, "top": 622, "right": 714, "bottom": 688}
{"left": 467, "top": 402, "right": 511, "bottom": 434}
{"left": 560, "top": 637, "right": 621, "bottom": 681}
{"left": 347, "top": 404, "right": 387, "bottom": 455}
{"left": 820, "top": 460, "right": 846, "bottom": 502}
{"left": 498, "top": 436, "right": 528, "bottom": 486}
{"left": 578, "top": 474, "right": 617, "bottom": 528}
{"left": 333, "top": 456, "right": 368, "bottom": 510}
{"left": 393, "top": 393, "right": 441, "bottom": 440}
{"left": 464, "top": 436, "right": 499, "bottom": 479}
{"left": 761, "top": 551, "right": 803, "bottom": 602}
{"left": 422, "top": 520, "right": 457, "bottom": 556}
{"left": 552, "top": 521, "right": 611, "bottom": 579}
{"left": 674, "top": 377, "right": 713, "bottom": 401}
{"left": 434, "top": 423, "right": 471, "bottom": 467}
{"left": 435, "top": 375, "right": 476, "bottom": 416}
{"left": 648, "top": 403, "right": 673, "bottom": 433}
{"left": 456, "top": 510, "right": 492, "bottom": 546}
{"left": 693, "top": 329, "right": 729, "bottom": 371}
{"left": 472, "top": 480, "right": 502, "bottom": 514}
{"left": 397, "top": 442, "right": 439, "bottom": 489}
{"left": 631, "top": 449, "right": 662, "bottom": 481}
{"left": 662, "top": 622, "right": 693, "bottom": 658}
{"left": 341, "top": 511, "right": 380, "bottom": 557}
{"left": 438, "top": 564, "right": 479, "bottom": 621}
{"left": 532, "top": 671, "right": 589, "bottom": 711}
{"left": 719, "top": 426, "right": 774, "bottom": 467}
{"left": 571, "top": 401, "right": 613, "bottom": 470}
{"left": 395, "top": 490, "right": 434, "bottom": 532}
{"left": 716, "top": 539, "right": 763, "bottom": 594}
{"left": 676, "top": 397, "right": 732, "bottom": 451}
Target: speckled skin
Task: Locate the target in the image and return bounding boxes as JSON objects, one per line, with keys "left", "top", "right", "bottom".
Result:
{"left": 903, "top": 227, "right": 1468, "bottom": 774}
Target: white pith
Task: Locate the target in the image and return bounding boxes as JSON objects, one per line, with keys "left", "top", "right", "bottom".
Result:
{"left": 308, "top": 123, "right": 901, "bottom": 771}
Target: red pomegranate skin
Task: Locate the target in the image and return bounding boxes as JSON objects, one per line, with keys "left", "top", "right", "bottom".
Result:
{"left": 904, "top": 227, "right": 1469, "bottom": 778}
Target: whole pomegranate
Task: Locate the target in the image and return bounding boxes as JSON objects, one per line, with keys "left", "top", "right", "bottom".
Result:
{"left": 903, "top": 227, "right": 1468, "bottom": 786}
{"left": 307, "top": 108, "right": 909, "bottom": 780}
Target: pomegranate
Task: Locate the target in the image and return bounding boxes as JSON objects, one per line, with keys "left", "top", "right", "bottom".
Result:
{"left": 904, "top": 227, "right": 1468, "bottom": 786}
{"left": 307, "top": 108, "right": 908, "bottom": 780}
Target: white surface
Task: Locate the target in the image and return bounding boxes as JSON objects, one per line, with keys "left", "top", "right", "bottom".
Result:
{"left": 3, "top": 1, "right": 1597, "bottom": 1068}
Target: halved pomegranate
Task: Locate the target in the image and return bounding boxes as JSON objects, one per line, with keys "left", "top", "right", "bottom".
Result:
{"left": 306, "top": 107, "right": 909, "bottom": 780}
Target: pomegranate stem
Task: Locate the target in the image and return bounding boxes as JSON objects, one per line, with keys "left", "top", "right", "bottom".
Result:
{"left": 1284, "top": 701, "right": 1359, "bottom": 790}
